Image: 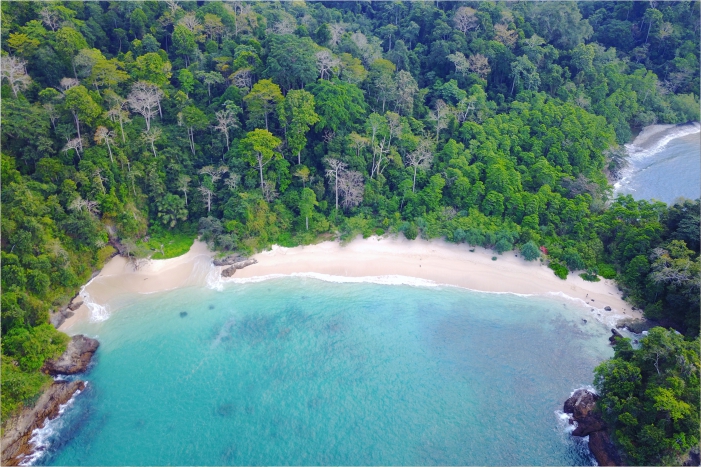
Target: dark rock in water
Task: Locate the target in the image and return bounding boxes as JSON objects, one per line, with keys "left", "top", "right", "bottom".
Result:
{"left": 563, "top": 388, "right": 599, "bottom": 420}
{"left": 213, "top": 254, "right": 248, "bottom": 266}
{"left": 180, "top": 311, "right": 188, "bottom": 318}
{"left": 42, "top": 335, "right": 99, "bottom": 375}
{"left": 217, "top": 403, "right": 235, "bottom": 417}
{"left": 209, "top": 304, "right": 215, "bottom": 310}
{"left": 563, "top": 389, "right": 622, "bottom": 466}
{"left": 221, "top": 259, "right": 258, "bottom": 277}
{"left": 582, "top": 319, "right": 587, "bottom": 324}
{"left": 588, "top": 430, "right": 623, "bottom": 466}
{"left": 604, "top": 306, "right": 612, "bottom": 311}
{"left": 1, "top": 380, "right": 86, "bottom": 466}
{"left": 609, "top": 328, "right": 624, "bottom": 344}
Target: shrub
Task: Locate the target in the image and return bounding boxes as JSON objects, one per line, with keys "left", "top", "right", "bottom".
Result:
{"left": 403, "top": 223, "right": 418, "bottom": 240}
{"left": 494, "top": 238, "right": 513, "bottom": 254}
{"left": 549, "top": 261, "right": 568, "bottom": 280}
{"left": 579, "top": 271, "right": 601, "bottom": 282}
{"left": 520, "top": 241, "right": 541, "bottom": 261}
{"left": 597, "top": 263, "right": 617, "bottom": 279}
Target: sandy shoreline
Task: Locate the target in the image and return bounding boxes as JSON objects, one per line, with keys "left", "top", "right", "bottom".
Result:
{"left": 61, "top": 236, "right": 642, "bottom": 332}
{"left": 59, "top": 240, "right": 214, "bottom": 331}
{"left": 630, "top": 122, "right": 700, "bottom": 149}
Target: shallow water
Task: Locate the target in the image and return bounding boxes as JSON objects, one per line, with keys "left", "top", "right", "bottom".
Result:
{"left": 616, "top": 124, "right": 701, "bottom": 204}
{"left": 38, "top": 279, "right": 613, "bottom": 466}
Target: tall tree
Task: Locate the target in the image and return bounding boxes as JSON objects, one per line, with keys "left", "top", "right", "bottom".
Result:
{"left": 244, "top": 79, "right": 283, "bottom": 131}
{"left": 239, "top": 129, "right": 282, "bottom": 189}
{"left": 62, "top": 85, "right": 102, "bottom": 145}
{"left": 277, "top": 90, "right": 319, "bottom": 164}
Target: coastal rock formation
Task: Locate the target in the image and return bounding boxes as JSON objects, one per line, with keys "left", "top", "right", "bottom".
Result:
{"left": 609, "top": 328, "right": 624, "bottom": 344}
{"left": 222, "top": 266, "right": 237, "bottom": 277}
{"left": 588, "top": 431, "right": 623, "bottom": 466}
{"left": 49, "top": 294, "right": 84, "bottom": 328}
{"left": 0, "top": 380, "right": 85, "bottom": 466}
{"left": 563, "top": 389, "right": 622, "bottom": 466}
{"left": 220, "top": 258, "right": 258, "bottom": 277}
{"left": 42, "top": 335, "right": 99, "bottom": 375}
{"left": 213, "top": 254, "right": 248, "bottom": 266}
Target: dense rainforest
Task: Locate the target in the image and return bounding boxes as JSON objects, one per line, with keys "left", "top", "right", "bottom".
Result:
{"left": 1, "top": 1, "right": 699, "bottom": 463}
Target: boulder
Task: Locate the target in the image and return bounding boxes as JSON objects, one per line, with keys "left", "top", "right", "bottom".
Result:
{"left": 213, "top": 254, "right": 248, "bottom": 267}
{"left": 49, "top": 310, "right": 66, "bottom": 329}
{"left": 588, "top": 430, "right": 622, "bottom": 466}
{"left": 68, "top": 299, "right": 83, "bottom": 311}
{"left": 220, "top": 259, "right": 258, "bottom": 277}
{"left": 609, "top": 328, "right": 624, "bottom": 344}
{"left": 1, "top": 380, "right": 86, "bottom": 466}
{"left": 564, "top": 389, "right": 605, "bottom": 436}
{"left": 221, "top": 266, "right": 237, "bottom": 277}
{"left": 563, "top": 388, "right": 599, "bottom": 420}
{"left": 604, "top": 306, "right": 612, "bottom": 311}
{"left": 42, "top": 335, "right": 99, "bottom": 375}
{"left": 563, "top": 389, "right": 622, "bottom": 466}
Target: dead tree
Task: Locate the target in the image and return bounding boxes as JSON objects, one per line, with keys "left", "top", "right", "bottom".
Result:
{"left": 406, "top": 140, "right": 434, "bottom": 192}
{"left": 324, "top": 158, "right": 347, "bottom": 210}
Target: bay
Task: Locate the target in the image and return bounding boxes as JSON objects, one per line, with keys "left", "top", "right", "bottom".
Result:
{"left": 38, "top": 278, "right": 614, "bottom": 466}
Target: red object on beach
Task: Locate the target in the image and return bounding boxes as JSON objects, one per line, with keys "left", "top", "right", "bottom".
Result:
{"left": 539, "top": 246, "right": 548, "bottom": 255}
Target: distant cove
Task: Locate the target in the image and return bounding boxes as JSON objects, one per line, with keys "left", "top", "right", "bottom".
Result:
{"left": 615, "top": 122, "right": 701, "bottom": 204}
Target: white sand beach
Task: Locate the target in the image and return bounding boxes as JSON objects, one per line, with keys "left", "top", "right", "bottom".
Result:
{"left": 61, "top": 236, "right": 642, "bottom": 331}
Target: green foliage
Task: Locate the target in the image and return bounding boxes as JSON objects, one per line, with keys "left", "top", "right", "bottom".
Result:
{"left": 597, "top": 263, "right": 617, "bottom": 279}
{"left": 140, "top": 225, "right": 197, "bottom": 260}
{"left": 579, "top": 271, "right": 601, "bottom": 282}
{"left": 0, "top": 2, "right": 699, "bottom": 446}
{"left": 548, "top": 261, "right": 569, "bottom": 280}
{"left": 594, "top": 328, "right": 700, "bottom": 465}
{"left": 2, "top": 324, "right": 69, "bottom": 372}
{"left": 520, "top": 241, "right": 541, "bottom": 261}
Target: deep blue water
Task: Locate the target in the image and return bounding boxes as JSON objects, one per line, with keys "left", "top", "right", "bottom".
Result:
{"left": 36, "top": 278, "right": 613, "bottom": 466}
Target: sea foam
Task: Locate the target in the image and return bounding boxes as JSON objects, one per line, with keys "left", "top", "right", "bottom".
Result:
{"left": 20, "top": 383, "right": 86, "bottom": 466}
{"left": 79, "top": 278, "right": 110, "bottom": 323}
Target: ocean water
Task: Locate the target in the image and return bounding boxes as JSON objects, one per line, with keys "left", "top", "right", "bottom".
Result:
{"left": 36, "top": 278, "right": 615, "bottom": 466}
{"left": 616, "top": 123, "right": 701, "bottom": 204}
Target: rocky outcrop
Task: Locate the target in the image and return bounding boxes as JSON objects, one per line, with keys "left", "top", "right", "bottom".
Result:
{"left": 221, "top": 258, "right": 258, "bottom": 277}
{"left": 42, "top": 335, "right": 99, "bottom": 376}
{"left": 1, "top": 380, "right": 85, "bottom": 466}
{"left": 213, "top": 254, "right": 248, "bottom": 266}
{"left": 609, "top": 328, "right": 624, "bottom": 344}
{"left": 588, "top": 431, "right": 623, "bottom": 466}
{"left": 563, "top": 389, "right": 622, "bottom": 466}
{"left": 49, "top": 294, "right": 85, "bottom": 329}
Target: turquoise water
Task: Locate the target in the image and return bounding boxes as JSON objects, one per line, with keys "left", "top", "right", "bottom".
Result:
{"left": 617, "top": 125, "right": 700, "bottom": 204}
{"left": 39, "top": 279, "right": 613, "bottom": 465}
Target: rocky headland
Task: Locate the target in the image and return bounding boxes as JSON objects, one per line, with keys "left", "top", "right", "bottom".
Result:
{"left": 42, "top": 335, "right": 100, "bottom": 375}
{"left": 563, "top": 388, "right": 622, "bottom": 466}
{"left": 1, "top": 335, "right": 98, "bottom": 465}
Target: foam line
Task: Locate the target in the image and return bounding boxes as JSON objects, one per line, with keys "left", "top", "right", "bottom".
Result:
{"left": 625, "top": 122, "right": 700, "bottom": 162}
{"left": 20, "top": 383, "right": 87, "bottom": 466}
{"left": 79, "top": 278, "right": 110, "bottom": 323}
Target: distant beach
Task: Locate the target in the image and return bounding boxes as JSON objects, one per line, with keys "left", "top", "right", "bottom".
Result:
{"left": 616, "top": 122, "right": 701, "bottom": 203}
{"left": 61, "top": 236, "right": 642, "bottom": 332}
